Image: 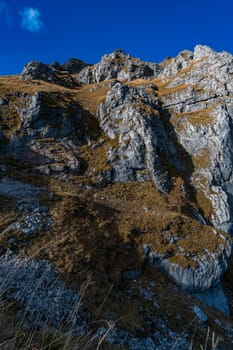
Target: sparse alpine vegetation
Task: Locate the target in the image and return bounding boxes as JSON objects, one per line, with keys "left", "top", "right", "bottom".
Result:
{"left": 1, "top": 45, "right": 233, "bottom": 349}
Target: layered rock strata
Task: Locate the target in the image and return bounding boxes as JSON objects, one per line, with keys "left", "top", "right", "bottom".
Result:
{"left": 1, "top": 45, "right": 233, "bottom": 326}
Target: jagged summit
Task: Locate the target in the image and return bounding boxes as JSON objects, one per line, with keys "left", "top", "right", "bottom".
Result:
{"left": 20, "top": 44, "right": 228, "bottom": 86}
{"left": 2, "top": 44, "right": 233, "bottom": 348}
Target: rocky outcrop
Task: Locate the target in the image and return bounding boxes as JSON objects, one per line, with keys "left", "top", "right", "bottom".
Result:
{"left": 157, "top": 45, "right": 233, "bottom": 235}
{"left": 192, "top": 284, "right": 229, "bottom": 317}
{"left": 16, "top": 91, "right": 81, "bottom": 139}
{"left": 144, "top": 223, "right": 232, "bottom": 316}
{"left": 20, "top": 61, "right": 81, "bottom": 88}
{"left": 62, "top": 57, "right": 90, "bottom": 74}
{"left": 79, "top": 49, "right": 159, "bottom": 84}
{"left": 98, "top": 82, "right": 173, "bottom": 192}
{"left": 21, "top": 61, "right": 58, "bottom": 83}
{"left": 94, "top": 45, "right": 233, "bottom": 315}
{"left": 18, "top": 46, "right": 233, "bottom": 314}
{"left": 3, "top": 45, "right": 233, "bottom": 346}
{"left": 158, "top": 49, "right": 193, "bottom": 79}
{"left": 5, "top": 91, "right": 95, "bottom": 175}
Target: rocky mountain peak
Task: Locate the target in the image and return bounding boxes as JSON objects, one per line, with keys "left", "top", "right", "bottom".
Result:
{"left": 20, "top": 58, "right": 90, "bottom": 88}
{"left": 78, "top": 49, "right": 158, "bottom": 83}
{"left": 2, "top": 45, "right": 233, "bottom": 348}
{"left": 193, "top": 44, "right": 217, "bottom": 60}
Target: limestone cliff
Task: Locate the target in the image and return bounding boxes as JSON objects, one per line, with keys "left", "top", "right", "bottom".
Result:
{"left": 1, "top": 45, "right": 233, "bottom": 349}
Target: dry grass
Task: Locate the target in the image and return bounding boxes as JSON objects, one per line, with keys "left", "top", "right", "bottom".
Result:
{"left": 176, "top": 60, "right": 195, "bottom": 77}
{"left": 168, "top": 255, "right": 198, "bottom": 268}
{"left": 78, "top": 136, "right": 119, "bottom": 175}
{"left": 0, "top": 297, "right": 119, "bottom": 350}
{"left": 171, "top": 109, "right": 213, "bottom": 130}
{"left": 0, "top": 73, "right": 232, "bottom": 348}
{"left": 0, "top": 174, "right": 224, "bottom": 331}
{"left": 75, "top": 81, "right": 110, "bottom": 114}
{"left": 0, "top": 75, "right": 109, "bottom": 124}
{"left": 14, "top": 180, "right": 224, "bottom": 282}
{"left": 0, "top": 76, "right": 72, "bottom": 95}
{"left": 193, "top": 148, "right": 211, "bottom": 169}
{"left": 127, "top": 77, "right": 189, "bottom": 97}
{"left": 127, "top": 78, "right": 150, "bottom": 87}
{"left": 196, "top": 190, "right": 215, "bottom": 222}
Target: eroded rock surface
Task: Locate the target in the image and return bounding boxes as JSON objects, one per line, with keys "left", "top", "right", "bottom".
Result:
{"left": 2, "top": 44, "right": 233, "bottom": 348}
{"left": 21, "top": 60, "right": 81, "bottom": 88}
{"left": 98, "top": 82, "right": 173, "bottom": 192}
{"left": 158, "top": 45, "right": 233, "bottom": 235}
{"left": 79, "top": 49, "right": 159, "bottom": 84}
{"left": 0, "top": 251, "right": 84, "bottom": 329}
{"left": 94, "top": 45, "right": 233, "bottom": 315}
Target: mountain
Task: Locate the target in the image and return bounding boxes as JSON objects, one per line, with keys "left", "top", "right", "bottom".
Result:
{"left": 1, "top": 45, "right": 233, "bottom": 349}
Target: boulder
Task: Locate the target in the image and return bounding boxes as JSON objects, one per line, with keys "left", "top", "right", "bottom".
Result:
{"left": 20, "top": 61, "right": 57, "bottom": 83}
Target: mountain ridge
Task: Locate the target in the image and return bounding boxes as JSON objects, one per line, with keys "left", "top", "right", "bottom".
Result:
{"left": 1, "top": 44, "right": 233, "bottom": 349}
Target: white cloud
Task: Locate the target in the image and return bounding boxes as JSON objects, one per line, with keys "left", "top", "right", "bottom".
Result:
{"left": 20, "top": 7, "right": 43, "bottom": 33}
{"left": 0, "top": 2, "right": 12, "bottom": 26}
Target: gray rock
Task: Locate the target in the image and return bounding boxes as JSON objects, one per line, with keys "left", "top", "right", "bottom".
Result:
{"left": 62, "top": 57, "right": 90, "bottom": 74}
{"left": 193, "top": 44, "right": 217, "bottom": 61}
{"left": 157, "top": 45, "right": 233, "bottom": 235}
{"left": 192, "top": 284, "right": 229, "bottom": 316}
{"left": 148, "top": 226, "right": 231, "bottom": 314}
{"left": 19, "top": 211, "right": 52, "bottom": 235}
{"left": 20, "top": 60, "right": 80, "bottom": 88}
{"left": 0, "top": 251, "right": 84, "bottom": 329}
{"left": 158, "top": 49, "right": 193, "bottom": 79}
{"left": 16, "top": 91, "right": 86, "bottom": 141}
{"left": 96, "top": 327, "right": 190, "bottom": 350}
{"left": 0, "top": 178, "right": 42, "bottom": 210}
{"left": 6, "top": 91, "right": 89, "bottom": 175}
{"left": 0, "top": 178, "right": 52, "bottom": 235}
{"left": 20, "top": 61, "right": 57, "bottom": 83}
{"left": 17, "top": 92, "right": 43, "bottom": 129}
{"left": 157, "top": 236, "right": 231, "bottom": 293}
{"left": 142, "top": 244, "right": 150, "bottom": 255}
{"left": 98, "top": 82, "right": 173, "bottom": 193}
{"left": 79, "top": 49, "right": 159, "bottom": 84}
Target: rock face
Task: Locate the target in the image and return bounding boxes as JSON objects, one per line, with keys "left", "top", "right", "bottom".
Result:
{"left": 2, "top": 44, "right": 233, "bottom": 346}
{"left": 5, "top": 90, "right": 96, "bottom": 175}
{"left": 98, "top": 82, "right": 173, "bottom": 192}
{"left": 62, "top": 57, "right": 90, "bottom": 74}
{"left": 157, "top": 49, "right": 193, "bottom": 79}
{"left": 79, "top": 49, "right": 159, "bottom": 84}
{"left": 9, "top": 45, "right": 233, "bottom": 313}
{"left": 21, "top": 60, "right": 81, "bottom": 88}
{"left": 95, "top": 45, "right": 233, "bottom": 315}
{"left": 95, "top": 46, "right": 233, "bottom": 229}
{"left": 158, "top": 45, "right": 233, "bottom": 235}
{"left": 21, "top": 61, "right": 58, "bottom": 83}
{"left": 16, "top": 91, "right": 81, "bottom": 139}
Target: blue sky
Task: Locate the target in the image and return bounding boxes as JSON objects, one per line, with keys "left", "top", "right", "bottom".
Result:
{"left": 1, "top": 0, "right": 233, "bottom": 75}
